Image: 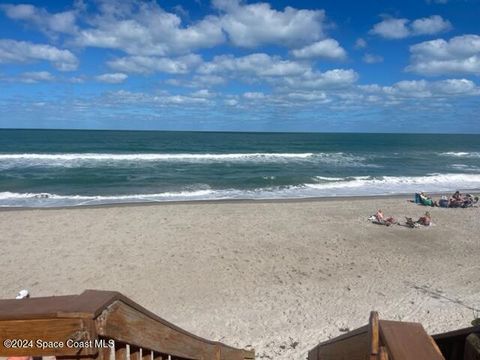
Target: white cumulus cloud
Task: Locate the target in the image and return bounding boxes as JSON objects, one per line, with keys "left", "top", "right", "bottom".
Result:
{"left": 213, "top": 0, "right": 326, "bottom": 48}
{"left": 108, "top": 54, "right": 203, "bottom": 74}
{"left": 243, "top": 92, "right": 266, "bottom": 99}
{"left": 363, "top": 54, "right": 384, "bottom": 64}
{"left": 75, "top": 1, "right": 224, "bottom": 56}
{"left": 20, "top": 71, "right": 55, "bottom": 83}
{"left": 0, "top": 39, "right": 78, "bottom": 71}
{"left": 411, "top": 15, "right": 453, "bottom": 35}
{"left": 292, "top": 39, "right": 346, "bottom": 60}
{"left": 95, "top": 73, "right": 128, "bottom": 83}
{"left": 406, "top": 34, "right": 480, "bottom": 75}
{"left": 198, "top": 53, "right": 309, "bottom": 78}
{"left": 370, "top": 15, "right": 451, "bottom": 39}
{"left": 280, "top": 69, "right": 358, "bottom": 90}
{"left": 370, "top": 18, "right": 410, "bottom": 39}
{"left": 197, "top": 53, "right": 358, "bottom": 91}
{"left": 361, "top": 78, "right": 479, "bottom": 98}
{"left": 354, "top": 38, "right": 367, "bottom": 49}
{"left": 0, "top": 3, "right": 78, "bottom": 36}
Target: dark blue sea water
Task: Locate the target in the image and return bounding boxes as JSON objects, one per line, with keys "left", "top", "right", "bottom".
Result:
{"left": 1, "top": 129, "right": 479, "bottom": 207}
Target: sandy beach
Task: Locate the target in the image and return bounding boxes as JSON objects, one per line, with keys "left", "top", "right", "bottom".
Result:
{"left": 1, "top": 197, "right": 479, "bottom": 359}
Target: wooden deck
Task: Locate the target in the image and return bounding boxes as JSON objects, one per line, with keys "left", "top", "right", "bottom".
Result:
{"left": 2, "top": 291, "right": 479, "bottom": 360}
{"left": 308, "top": 312, "right": 480, "bottom": 360}
{"left": 0, "top": 290, "right": 254, "bottom": 360}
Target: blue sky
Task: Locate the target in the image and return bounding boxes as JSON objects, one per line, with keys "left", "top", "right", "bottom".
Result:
{"left": 0, "top": 0, "right": 479, "bottom": 132}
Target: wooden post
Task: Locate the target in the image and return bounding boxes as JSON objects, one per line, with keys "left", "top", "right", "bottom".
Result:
{"left": 153, "top": 351, "right": 163, "bottom": 360}
{"left": 369, "top": 311, "right": 380, "bottom": 359}
{"left": 115, "top": 343, "right": 128, "bottom": 360}
{"left": 378, "top": 346, "right": 389, "bottom": 360}
{"left": 98, "top": 343, "right": 114, "bottom": 360}
{"left": 130, "top": 346, "right": 141, "bottom": 360}
{"left": 142, "top": 349, "right": 154, "bottom": 360}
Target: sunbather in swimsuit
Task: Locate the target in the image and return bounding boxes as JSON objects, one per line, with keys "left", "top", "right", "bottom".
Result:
{"left": 449, "top": 191, "right": 463, "bottom": 207}
{"left": 417, "top": 212, "right": 431, "bottom": 226}
{"left": 374, "top": 210, "right": 397, "bottom": 226}
{"left": 419, "top": 192, "right": 437, "bottom": 207}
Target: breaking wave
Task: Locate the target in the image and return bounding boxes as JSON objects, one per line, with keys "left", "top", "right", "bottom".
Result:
{"left": 0, "top": 152, "right": 374, "bottom": 169}
{"left": 2, "top": 173, "right": 479, "bottom": 207}
{"left": 440, "top": 152, "right": 480, "bottom": 159}
{"left": 0, "top": 152, "right": 314, "bottom": 162}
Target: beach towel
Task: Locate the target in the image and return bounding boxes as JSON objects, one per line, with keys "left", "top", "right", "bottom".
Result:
{"left": 420, "top": 197, "right": 433, "bottom": 206}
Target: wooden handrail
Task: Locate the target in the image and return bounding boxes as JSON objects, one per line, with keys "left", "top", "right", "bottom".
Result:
{"left": 307, "top": 311, "right": 446, "bottom": 360}
{"left": 0, "top": 290, "right": 254, "bottom": 360}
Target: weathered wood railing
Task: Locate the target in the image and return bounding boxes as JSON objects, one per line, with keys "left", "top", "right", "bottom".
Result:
{"left": 433, "top": 325, "right": 480, "bottom": 360}
{"left": 308, "top": 312, "right": 446, "bottom": 360}
{"left": 0, "top": 290, "right": 254, "bottom": 360}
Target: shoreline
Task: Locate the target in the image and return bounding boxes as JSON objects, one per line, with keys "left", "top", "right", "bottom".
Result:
{"left": 1, "top": 189, "right": 478, "bottom": 211}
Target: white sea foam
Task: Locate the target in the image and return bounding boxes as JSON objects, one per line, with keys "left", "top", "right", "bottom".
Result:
{"left": 314, "top": 176, "right": 347, "bottom": 181}
{"left": 304, "top": 173, "right": 480, "bottom": 195}
{"left": 0, "top": 152, "right": 314, "bottom": 161}
{"left": 0, "top": 190, "right": 217, "bottom": 207}
{"left": 0, "top": 152, "right": 374, "bottom": 169}
{"left": 2, "top": 173, "right": 480, "bottom": 207}
{"left": 451, "top": 164, "right": 480, "bottom": 172}
{"left": 440, "top": 152, "right": 480, "bottom": 158}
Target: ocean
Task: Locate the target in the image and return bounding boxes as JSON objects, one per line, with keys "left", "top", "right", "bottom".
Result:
{"left": 0, "top": 129, "right": 479, "bottom": 207}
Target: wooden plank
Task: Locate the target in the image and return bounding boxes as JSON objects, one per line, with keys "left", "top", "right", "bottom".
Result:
{"left": 429, "top": 334, "right": 446, "bottom": 359}
{"left": 0, "top": 318, "right": 97, "bottom": 357}
{"left": 152, "top": 351, "right": 163, "bottom": 360}
{"left": 314, "top": 325, "right": 369, "bottom": 346}
{"left": 307, "top": 345, "right": 318, "bottom": 360}
{"left": 0, "top": 291, "right": 121, "bottom": 320}
{"left": 316, "top": 331, "right": 370, "bottom": 360}
{"left": 433, "top": 325, "right": 480, "bottom": 359}
{"left": 96, "top": 301, "right": 253, "bottom": 360}
{"left": 379, "top": 320, "right": 445, "bottom": 360}
{"left": 0, "top": 290, "right": 253, "bottom": 359}
{"left": 142, "top": 349, "right": 154, "bottom": 360}
{"left": 0, "top": 290, "right": 253, "bottom": 356}
{"left": 307, "top": 326, "right": 369, "bottom": 360}
{"left": 433, "top": 326, "right": 480, "bottom": 341}
{"left": 464, "top": 333, "right": 480, "bottom": 360}
{"left": 0, "top": 295, "right": 83, "bottom": 320}
{"left": 378, "top": 346, "right": 389, "bottom": 360}
{"left": 219, "top": 345, "right": 255, "bottom": 360}
{"left": 368, "top": 311, "right": 379, "bottom": 359}
{"left": 97, "top": 344, "right": 114, "bottom": 360}
{"left": 130, "top": 346, "right": 141, "bottom": 360}
{"left": 115, "top": 343, "right": 127, "bottom": 360}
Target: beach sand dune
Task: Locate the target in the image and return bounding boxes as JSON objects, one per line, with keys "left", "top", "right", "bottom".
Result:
{"left": 1, "top": 197, "right": 479, "bottom": 359}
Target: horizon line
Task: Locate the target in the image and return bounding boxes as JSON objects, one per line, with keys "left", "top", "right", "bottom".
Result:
{"left": 0, "top": 128, "right": 479, "bottom": 136}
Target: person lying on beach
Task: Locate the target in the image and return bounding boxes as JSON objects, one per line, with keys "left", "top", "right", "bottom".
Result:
{"left": 417, "top": 212, "right": 432, "bottom": 226}
{"left": 462, "top": 194, "right": 479, "bottom": 208}
{"left": 405, "top": 212, "right": 432, "bottom": 228}
{"left": 449, "top": 191, "right": 464, "bottom": 207}
{"left": 417, "top": 192, "right": 437, "bottom": 207}
{"left": 369, "top": 209, "right": 397, "bottom": 226}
